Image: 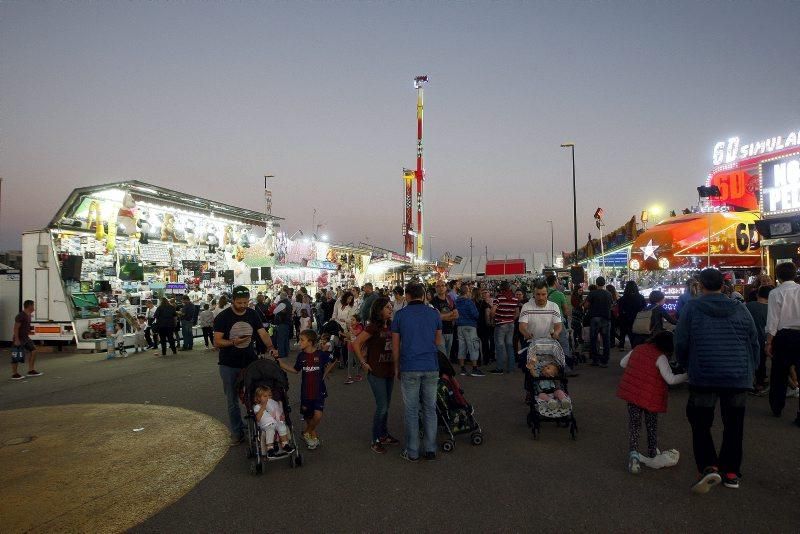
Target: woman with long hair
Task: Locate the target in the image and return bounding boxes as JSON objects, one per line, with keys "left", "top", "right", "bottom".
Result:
{"left": 352, "top": 296, "right": 398, "bottom": 454}
{"left": 334, "top": 291, "right": 356, "bottom": 366}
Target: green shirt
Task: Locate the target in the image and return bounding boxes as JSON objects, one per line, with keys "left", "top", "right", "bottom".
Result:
{"left": 547, "top": 288, "right": 567, "bottom": 319}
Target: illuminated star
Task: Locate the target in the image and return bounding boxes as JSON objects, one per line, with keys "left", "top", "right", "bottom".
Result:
{"left": 640, "top": 239, "right": 660, "bottom": 261}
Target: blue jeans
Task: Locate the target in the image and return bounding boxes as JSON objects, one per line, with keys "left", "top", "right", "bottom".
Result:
{"left": 557, "top": 326, "right": 573, "bottom": 370}
{"left": 276, "top": 323, "right": 291, "bottom": 359}
{"left": 219, "top": 364, "right": 244, "bottom": 437}
{"left": 437, "top": 333, "right": 454, "bottom": 359}
{"left": 181, "top": 320, "right": 194, "bottom": 349}
{"left": 367, "top": 373, "right": 394, "bottom": 443}
{"left": 401, "top": 371, "right": 438, "bottom": 458}
{"left": 590, "top": 317, "right": 611, "bottom": 364}
{"left": 494, "top": 322, "right": 516, "bottom": 372}
{"left": 457, "top": 325, "right": 480, "bottom": 363}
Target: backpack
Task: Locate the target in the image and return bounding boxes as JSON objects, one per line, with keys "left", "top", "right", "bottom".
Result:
{"left": 632, "top": 309, "right": 653, "bottom": 335}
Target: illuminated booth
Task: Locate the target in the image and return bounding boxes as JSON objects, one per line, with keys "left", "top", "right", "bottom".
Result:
{"left": 22, "top": 181, "right": 283, "bottom": 349}
{"left": 755, "top": 149, "right": 800, "bottom": 273}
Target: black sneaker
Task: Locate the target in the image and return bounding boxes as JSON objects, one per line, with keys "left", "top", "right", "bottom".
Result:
{"left": 490, "top": 369, "right": 504, "bottom": 375}
{"left": 470, "top": 368, "right": 485, "bottom": 377}
{"left": 599, "top": 363, "right": 609, "bottom": 368}
{"left": 722, "top": 473, "right": 740, "bottom": 489}
{"left": 282, "top": 443, "right": 295, "bottom": 454}
{"left": 424, "top": 452, "right": 437, "bottom": 461}
{"left": 267, "top": 449, "right": 278, "bottom": 458}
{"left": 460, "top": 366, "right": 468, "bottom": 376}
{"left": 400, "top": 450, "right": 419, "bottom": 462}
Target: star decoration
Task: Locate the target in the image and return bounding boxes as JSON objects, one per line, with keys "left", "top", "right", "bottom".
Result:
{"left": 640, "top": 239, "right": 660, "bottom": 261}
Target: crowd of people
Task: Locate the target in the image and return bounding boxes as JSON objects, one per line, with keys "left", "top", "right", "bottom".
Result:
{"left": 10, "top": 261, "right": 800, "bottom": 494}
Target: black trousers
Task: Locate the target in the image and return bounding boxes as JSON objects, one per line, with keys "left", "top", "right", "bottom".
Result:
{"left": 158, "top": 327, "right": 177, "bottom": 355}
{"left": 768, "top": 329, "right": 800, "bottom": 416}
{"left": 686, "top": 388, "right": 746, "bottom": 475}
{"left": 201, "top": 327, "right": 214, "bottom": 347}
{"left": 478, "top": 326, "right": 495, "bottom": 365}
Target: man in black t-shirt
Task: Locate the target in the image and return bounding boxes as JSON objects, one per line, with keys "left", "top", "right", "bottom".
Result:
{"left": 214, "top": 286, "right": 277, "bottom": 444}
{"left": 585, "top": 276, "right": 613, "bottom": 367}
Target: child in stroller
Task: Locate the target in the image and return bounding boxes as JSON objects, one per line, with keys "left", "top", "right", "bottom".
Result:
{"left": 239, "top": 358, "right": 303, "bottom": 474}
{"left": 524, "top": 338, "right": 578, "bottom": 440}
{"left": 253, "top": 385, "right": 294, "bottom": 457}
{"left": 434, "top": 352, "right": 484, "bottom": 452}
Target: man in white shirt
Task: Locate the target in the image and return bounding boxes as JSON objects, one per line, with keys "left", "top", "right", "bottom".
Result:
{"left": 519, "top": 282, "right": 562, "bottom": 342}
{"left": 766, "top": 261, "right": 800, "bottom": 426}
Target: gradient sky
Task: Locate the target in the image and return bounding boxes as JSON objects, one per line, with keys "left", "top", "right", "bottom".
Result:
{"left": 2, "top": 1, "right": 799, "bottom": 261}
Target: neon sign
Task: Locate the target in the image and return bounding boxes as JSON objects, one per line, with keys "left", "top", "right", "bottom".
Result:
{"left": 761, "top": 152, "right": 800, "bottom": 216}
{"left": 713, "top": 129, "right": 800, "bottom": 166}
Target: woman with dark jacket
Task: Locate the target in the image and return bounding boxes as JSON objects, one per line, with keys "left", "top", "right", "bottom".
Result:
{"left": 153, "top": 297, "right": 177, "bottom": 356}
{"left": 647, "top": 290, "right": 677, "bottom": 334}
{"left": 617, "top": 281, "right": 646, "bottom": 350}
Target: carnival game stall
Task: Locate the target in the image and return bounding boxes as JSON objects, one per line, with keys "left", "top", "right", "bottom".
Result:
{"left": 22, "top": 181, "right": 281, "bottom": 349}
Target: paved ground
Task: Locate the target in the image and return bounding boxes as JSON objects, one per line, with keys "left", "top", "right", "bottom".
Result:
{"left": 2, "top": 346, "right": 799, "bottom": 533}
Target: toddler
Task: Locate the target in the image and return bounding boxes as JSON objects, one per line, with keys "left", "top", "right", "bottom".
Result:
{"left": 114, "top": 323, "right": 127, "bottom": 358}
{"left": 617, "top": 331, "right": 687, "bottom": 474}
{"left": 134, "top": 316, "right": 147, "bottom": 353}
{"left": 253, "top": 385, "right": 293, "bottom": 457}
{"left": 344, "top": 314, "right": 364, "bottom": 385}
{"left": 526, "top": 357, "right": 571, "bottom": 410}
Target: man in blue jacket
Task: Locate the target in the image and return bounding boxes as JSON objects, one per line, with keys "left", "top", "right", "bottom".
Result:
{"left": 455, "top": 285, "right": 483, "bottom": 377}
{"left": 675, "top": 268, "right": 759, "bottom": 494}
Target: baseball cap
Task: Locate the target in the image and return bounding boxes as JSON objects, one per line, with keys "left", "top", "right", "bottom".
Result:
{"left": 232, "top": 286, "right": 250, "bottom": 298}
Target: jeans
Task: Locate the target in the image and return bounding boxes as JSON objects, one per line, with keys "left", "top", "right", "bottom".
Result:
{"left": 367, "top": 373, "right": 394, "bottom": 443}
{"left": 589, "top": 317, "right": 611, "bottom": 364}
{"left": 494, "top": 322, "right": 515, "bottom": 372}
{"left": 457, "top": 325, "right": 480, "bottom": 362}
{"left": 437, "top": 333, "right": 454, "bottom": 360}
{"left": 219, "top": 364, "right": 245, "bottom": 438}
{"left": 276, "top": 323, "right": 291, "bottom": 359}
{"left": 686, "top": 388, "right": 746, "bottom": 475}
{"left": 181, "top": 320, "right": 194, "bottom": 349}
{"left": 557, "top": 326, "right": 573, "bottom": 370}
{"left": 768, "top": 328, "right": 800, "bottom": 417}
{"left": 478, "top": 326, "right": 495, "bottom": 365}
{"left": 401, "top": 371, "right": 438, "bottom": 458}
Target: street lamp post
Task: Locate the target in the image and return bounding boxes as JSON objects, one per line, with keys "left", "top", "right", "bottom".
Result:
{"left": 560, "top": 143, "right": 578, "bottom": 266}
{"left": 547, "top": 220, "right": 554, "bottom": 267}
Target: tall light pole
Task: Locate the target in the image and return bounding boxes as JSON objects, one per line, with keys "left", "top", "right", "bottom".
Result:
{"left": 560, "top": 143, "right": 577, "bottom": 266}
{"left": 547, "top": 220, "right": 554, "bottom": 267}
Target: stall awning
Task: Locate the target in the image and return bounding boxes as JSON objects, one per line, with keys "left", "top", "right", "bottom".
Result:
{"left": 485, "top": 259, "right": 526, "bottom": 276}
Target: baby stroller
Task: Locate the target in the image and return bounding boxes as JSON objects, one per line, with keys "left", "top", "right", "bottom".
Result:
{"left": 524, "top": 338, "right": 578, "bottom": 440}
{"left": 436, "top": 352, "right": 484, "bottom": 452}
{"left": 238, "top": 358, "right": 303, "bottom": 473}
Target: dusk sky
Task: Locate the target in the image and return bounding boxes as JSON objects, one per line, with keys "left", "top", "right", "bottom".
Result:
{"left": 2, "top": 2, "right": 799, "bottom": 260}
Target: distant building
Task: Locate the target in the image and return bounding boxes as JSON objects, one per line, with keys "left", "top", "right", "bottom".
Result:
{"left": 0, "top": 251, "right": 22, "bottom": 270}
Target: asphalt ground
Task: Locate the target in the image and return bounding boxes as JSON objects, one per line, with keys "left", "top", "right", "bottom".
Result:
{"left": 2, "top": 345, "right": 799, "bottom": 533}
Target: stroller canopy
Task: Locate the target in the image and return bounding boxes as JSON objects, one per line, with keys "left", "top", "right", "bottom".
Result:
{"left": 527, "top": 338, "right": 566, "bottom": 369}
{"left": 240, "top": 358, "right": 290, "bottom": 396}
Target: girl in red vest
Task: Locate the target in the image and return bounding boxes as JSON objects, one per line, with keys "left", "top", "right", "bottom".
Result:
{"left": 617, "top": 331, "right": 687, "bottom": 474}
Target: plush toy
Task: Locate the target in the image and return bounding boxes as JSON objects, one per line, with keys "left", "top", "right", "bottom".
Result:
{"left": 161, "top": 213, "right": 177, "bottom": 241}
{"left": 206, "top": 225, "right": 219, "bottom": 253}
{"left": 184, "top": 218, "right": 197, "bottom": 247}
{"left": 117, "top": 192, "right": 139, "bottom": 237}
{"left": 223, "top": 225, "right": 234, "bottom": 248}
{"left": 238, "top": 227, "right": 251, "bottom": 248}
{"left": 137, "top": 209, "right": 151, "bottom": 244}
{"left": 87, "top": 200, "right": 105, "bottom": 240}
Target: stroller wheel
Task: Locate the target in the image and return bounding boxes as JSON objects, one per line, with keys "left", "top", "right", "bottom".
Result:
{"left": 570, "top": 420, "right": 578, "bottom": 440}
{"left": 470, "top": 432, "right": 484, "bottom": 446}
{"left": 441, "top": 440, "right": 455, "bottom": 453}
{"left": 294, "top": 454, "right": 303, "bottom": 468}
{"left": 245, "top": 447, "right": 254, "bottom": 459}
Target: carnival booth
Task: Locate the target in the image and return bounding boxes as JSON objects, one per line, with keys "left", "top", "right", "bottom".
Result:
{"left": 22, "top": 181, "right": 283, "bottom": 349}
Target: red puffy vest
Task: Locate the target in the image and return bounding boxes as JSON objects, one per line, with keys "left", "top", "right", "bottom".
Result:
{"left": 616, "top": 343, "right": 668, "bottom": 413}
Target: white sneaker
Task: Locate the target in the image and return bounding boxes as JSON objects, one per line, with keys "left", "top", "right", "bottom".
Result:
{"left": 786, "top": 387, "right": 800, "bottom": 398}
